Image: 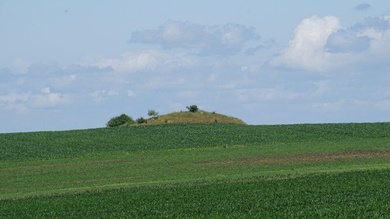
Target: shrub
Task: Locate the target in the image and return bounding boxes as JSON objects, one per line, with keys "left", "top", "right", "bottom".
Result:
{"left": 186, "top": 105, "right": 199, "bottom": 113}
{"left": 106, "top": 114, "right": 134, "bottom": 127}
{"left": 136, "top": 117, "right": 147, "bottom": 124}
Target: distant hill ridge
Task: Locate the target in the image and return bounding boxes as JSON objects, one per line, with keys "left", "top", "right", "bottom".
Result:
{"left": 144, "top": 110, "right": 246, "bottom": 125}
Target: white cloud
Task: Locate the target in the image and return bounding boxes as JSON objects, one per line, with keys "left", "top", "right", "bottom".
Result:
{"left": 31, "top": 93, "right": 68, "bottom": 108}
{"left": 89, "top": 90, "right": 118, "bottom": 97}
{"left": 272, "top": 16, "right": 341, "bottom": 71}
{"left": 0, "top": 88, "right": 69, "bottom": 111}
{"left": 96, "top": 50, "right": 197, "bottom": 73}
{"left": 129, "top": 21, "right": 260, "bottom": 56}
{"left": 31, "top": 87, "right": 69, "bottom": 108}
{"left": 272, "top": 15, "right": 390, "bottom": 72}
{"left": 0, "top": 94, "right": 30, "bottom": 112}
{"left": 98, "top": 51, "right": 160, "bottom": 72}
{"left": 89, "top": 90, "right": 119, "bottom": 102}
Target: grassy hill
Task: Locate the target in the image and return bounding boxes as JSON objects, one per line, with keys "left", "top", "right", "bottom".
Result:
{"left": 1, "top": 122, "right": 390, "bottom": 218}
{"left": 143, "top": 110, "right": 246, "bottom": 125}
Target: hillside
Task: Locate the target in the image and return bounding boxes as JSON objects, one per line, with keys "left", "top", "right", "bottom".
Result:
{"left": 144, "top": 110, "right": 246, "bottom": 125}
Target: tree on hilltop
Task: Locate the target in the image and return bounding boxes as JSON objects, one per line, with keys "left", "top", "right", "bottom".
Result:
{"left": 148, "top": 109, "right": 159, "bottom": 119}
{"left": 186, "top": 105, "right": 199, "bottom": 113}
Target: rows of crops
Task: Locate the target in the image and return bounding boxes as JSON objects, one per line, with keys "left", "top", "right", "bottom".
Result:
{"left": 2, "top": 122, "right": 390, "bottom": 160}
{"left": 1, "top": 169, "right": 389, "bottom": 218}
{"left": 1, "top": 122, "right": 390, "bottom": 217}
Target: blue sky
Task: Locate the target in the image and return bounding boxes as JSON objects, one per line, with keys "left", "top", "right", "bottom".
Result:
{"left": 1, "top": 0, "right": 390, "bottom": 133}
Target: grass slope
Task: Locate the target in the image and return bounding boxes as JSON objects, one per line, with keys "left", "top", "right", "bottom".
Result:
{"left": 144, "top": 110, "right": 246, "bottom": 125}
{"left": 1, "top": 123, "right": 390, "bottom": 217}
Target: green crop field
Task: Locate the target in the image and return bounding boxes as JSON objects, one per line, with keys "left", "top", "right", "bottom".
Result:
{"left": 1, "top": 123, "right": 390, "bottom": 218}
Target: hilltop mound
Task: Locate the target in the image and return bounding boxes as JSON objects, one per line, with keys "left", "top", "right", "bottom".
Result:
{"left": 144, "top": 110, "right": 246, "bottom": 125}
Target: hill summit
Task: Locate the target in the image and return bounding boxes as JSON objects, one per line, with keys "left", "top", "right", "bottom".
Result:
{"left": 144, "top": 110, "right": 246, "bottom": 125}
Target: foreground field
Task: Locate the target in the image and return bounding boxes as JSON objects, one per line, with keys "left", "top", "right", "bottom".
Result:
{"left": 2, "top": 170, "right": 390, "bottom": 218}
{"left": 1, "top": 123, "right": 390, "bottom": 218}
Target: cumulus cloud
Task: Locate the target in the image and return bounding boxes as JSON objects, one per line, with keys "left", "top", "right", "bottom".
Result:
{"left": 273, "top": 15, "right": 390, "bottom": 72}
{"left": 272, "top": 16, "right": 341, "bottom": 71}
{"left": 128, "top": 20, "right": 260, "bottom": 56}
{"left": 354, "top": 3, "right": 371, "bottom": 11}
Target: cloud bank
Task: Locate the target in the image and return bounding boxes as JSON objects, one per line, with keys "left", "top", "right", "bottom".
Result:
{"left": 128, "top": 21, "right": 260, "bottom": 56}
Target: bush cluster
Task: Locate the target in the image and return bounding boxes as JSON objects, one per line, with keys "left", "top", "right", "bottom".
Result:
{"left": 106, "top": 114, "right": 134, "bottom": 127}
{"left": 136, "top": 117, "right": 147, "bottom": 124}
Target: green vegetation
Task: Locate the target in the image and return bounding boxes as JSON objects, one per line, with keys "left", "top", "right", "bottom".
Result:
{"left": 109, "top": 106, "right": 244, "bottom": 126}
{"left": 145, "top": 111, "right": 246, "bottom": 125}
{"left": 133, "top": 106, "right": 246, "bottom": 125}
{"left": 186, "top": 104, "right": 199, "bottom": 112}
{"left": 147, "top": 109, "right": 159, "bottom": 119}
{"left": 1, "top": 122, "right": 390, "bottom": 217}
{"left": 1, "top": 123, "right": 390, "bottom": 161}
{"left": 2, "top": 170, "right": 389, "bottom": 218}
{"left": 106, "top": 114, "right": 134, "bottom": 127}
{"left": 136, "top": 116, "right": 147, "bottom": 124}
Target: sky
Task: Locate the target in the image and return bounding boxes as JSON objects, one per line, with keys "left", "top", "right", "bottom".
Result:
{"left": 1, "top": 0, "right": 390, "bottom": 133}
